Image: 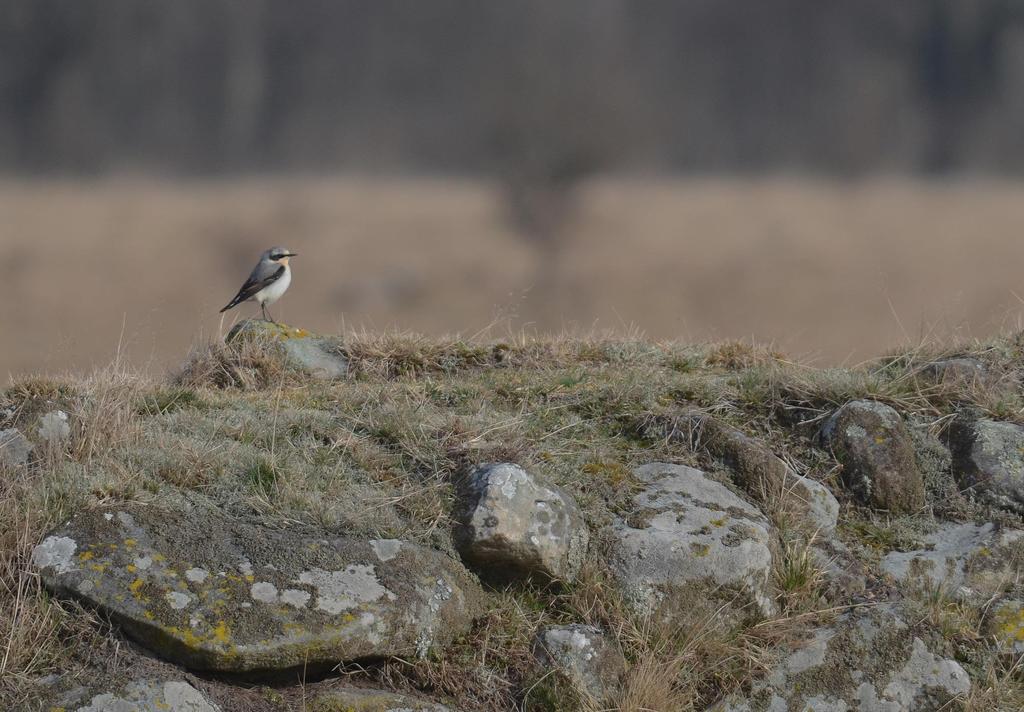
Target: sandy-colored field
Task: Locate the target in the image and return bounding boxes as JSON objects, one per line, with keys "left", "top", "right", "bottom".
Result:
{"left": 2, "top": 176, "right": 1024, "bottom": 376}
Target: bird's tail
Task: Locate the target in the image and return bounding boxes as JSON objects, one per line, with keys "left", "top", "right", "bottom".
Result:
{"left": 219, "top": 296, "right": 242, "bottom": 313}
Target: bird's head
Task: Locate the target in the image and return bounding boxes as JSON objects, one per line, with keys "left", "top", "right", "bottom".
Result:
{"left": 265, "top": 246, "right": 298, "bottom": 266}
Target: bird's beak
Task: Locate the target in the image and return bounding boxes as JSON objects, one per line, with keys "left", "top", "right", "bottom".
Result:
{"left": 284, "top": 252, "right": 298, "bottom": 257}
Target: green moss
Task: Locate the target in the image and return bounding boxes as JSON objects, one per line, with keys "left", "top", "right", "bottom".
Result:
{"left": 137, "top": 387, "right": 205, "bottom": 415}
{"left": 247, "top": 458, "right": 279, "bottom": 496}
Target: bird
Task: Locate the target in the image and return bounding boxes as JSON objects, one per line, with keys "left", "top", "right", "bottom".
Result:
{"left": 220, "top": 246, "right": 297, "bottom": 323}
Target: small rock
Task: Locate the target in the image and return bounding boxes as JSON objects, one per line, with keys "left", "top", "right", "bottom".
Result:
{"left": 920, "top": 357, "right": 989, "bottom": 386}
{"left": 33, "top": 504, "right": 483, "bottom": 673}
{"left": 533, "top": 624, "right": 625, "bottom": 702}
{"left": 455, "top": 463, "right": 589, "bottom": 583}
{"left": 38, "top": 409, "right": 71, "bottom": 447}
{"left": 709, "top": 605, "right": 970, "bottom": 711}
{"left": 821, "top": 400, "right": 925, "bottom": 513}
{"left": 606, "top": 463, "right": 775, "bottom": 621}
{"left": 227, "top": 320, "right": 348, "bottom": 380}
{"left": 984, "top": 598, "right": 1024, "bottom": 655}
{"left": 0, "top": 427, "right": 33, "bottom": 467}
{"left": 880, "top": 522, "right": 1024, "bottom": 600}
{"left": 310, "top": 687, "right": 455, "bottom": 711}
{"left": 71, "top": 679, "right": 220, "bottom": 712}
{"left": 783, "top": 472, "right": 840, "bottom": 534}
{"left": 949, "top": 418, "right": 1024, "bottom": 514}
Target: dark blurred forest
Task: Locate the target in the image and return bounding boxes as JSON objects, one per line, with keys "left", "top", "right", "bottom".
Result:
{"left": 3, "top": 0, "right": 1024, "bottom": 176}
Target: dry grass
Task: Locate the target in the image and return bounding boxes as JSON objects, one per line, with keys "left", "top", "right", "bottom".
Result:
{"left": 2, "top": 329, "right": 1024, "bottom": 709}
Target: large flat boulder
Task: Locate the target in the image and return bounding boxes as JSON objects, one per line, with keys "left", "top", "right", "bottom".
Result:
{"left": 455, "top": 463, "right": 589, "bottom": 583}
{"left": 820, "top": 400, "right": 925, "bottom": 514}
{"left": 605, "top": 463, "right": 775, "bottom": 621}
{"left": 709, "top": 605, "right": 970, "bottom": 712}
{"left": 880, "top": 522, "right": 1024, "bottom": 600}
{"left": 33, "top": 505, "right": 483, "bottom": 673}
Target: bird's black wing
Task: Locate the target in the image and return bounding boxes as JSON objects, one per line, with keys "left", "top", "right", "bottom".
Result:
{"left": 220, "top": 265, "right": 285, "bottom": 312}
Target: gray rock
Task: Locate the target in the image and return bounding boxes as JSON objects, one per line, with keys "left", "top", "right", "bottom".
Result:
{"left": 880, "top": 522, "right": 1024, "bottom": 600}
{"left": 709, "top": 605, "right": 970, "bottom": 712}
{"left": 784, "top": 472, "right": 840, "bottom": 534}
{"left": 606, "top": 463, "right": 775, "bottom": 621}
{"left": 645, "top": 409, "right": 839, "bottom": 532}
{"left": 455, "top": 463, "right": 589, "bottom": 583}
{"left": 38, "top": 409, "right": 71, "bottom": 447}
{"left": 310, "top": 687, "right": 454, "bottom": 711}
{"left": 984, "top": 598, "right": 1024, "bottom": 655}
{"left": 533, "top": 624, "right": 626, "bottom": 702}
{"left": 920, "top": 357, "right": 989, "bottom": 386}
{"left": 0, "top": 427, "right": 33, "bottom": 467}
{"left": 227, "top": 320, "right": 348, "bottom": 380}
{"left": 821, "top": 400, "right": 925, "bottom": 513}
{"left": 811, "top": 538, "right": 867, "bottom": 598}
{"left": 33, "top": 505, "right": 483, "bottom": 673}
{"left": 71, "top": 679, "right": 220, "bottom": 712}
{"left": 949, "top": 418, "right": 1024, "bottom": 514}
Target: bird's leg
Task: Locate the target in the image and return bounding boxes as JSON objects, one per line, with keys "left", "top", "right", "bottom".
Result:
{"left": 262, "top": 303, "right": 277, "bottom": 324}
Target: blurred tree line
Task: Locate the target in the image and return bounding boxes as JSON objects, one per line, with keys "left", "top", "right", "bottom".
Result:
{"left": 4, "top": 0, "right": 1024, "bottom": 177}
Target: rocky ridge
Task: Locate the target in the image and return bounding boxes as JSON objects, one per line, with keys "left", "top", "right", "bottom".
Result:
{"left": 4, "top": 325, "right": 1024, "bottom": 710}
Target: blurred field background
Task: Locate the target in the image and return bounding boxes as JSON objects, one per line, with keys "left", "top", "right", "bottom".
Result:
{"left": 5, "top": 2, "right": 1024, "bottom": 375}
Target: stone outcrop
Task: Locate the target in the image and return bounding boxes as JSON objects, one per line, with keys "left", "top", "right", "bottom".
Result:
{"left": 227, "top": 319, "right": 348, "bottom": 380}
{"left": 880, "top": 522, "right": 1024, "bottom": 600}
{"left": 949, "top": 418, "right": 1024, "bottom": 514}
{"left": 0, "top": 427, "right": 32, "bottom": 467}
{"left": 821, "top": 400, "right": 925, "bottom": 513}
{"left": 33, "top": 504, "right": 483, "bottom": 673}
{"left": 454, "top": 463, "right": 589, "bottom": 583}
{"left": 533, "top": 624, "right": 625, "bottom": 702}
{"left": 606, "top": 462, "right": 775, "bottom": 620}
{"left": 58, "top": 679, "right": 220, "bottom": 712}
{"left": 709, "top": 605, "right": 971, "bottom": 712}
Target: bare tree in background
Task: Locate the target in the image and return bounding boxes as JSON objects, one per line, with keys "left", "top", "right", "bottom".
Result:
{"left": 489, "top": 1, "right": 632, "bottom": 317}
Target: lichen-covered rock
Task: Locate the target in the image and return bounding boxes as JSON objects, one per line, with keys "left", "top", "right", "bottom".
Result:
{"left": 606, "top": 463, "right": 775, "bottom": 620}
{"left": 227, "top": 319, "right": 348, "bottom": 380}
{"left": 64, "top": 679, "right": 220, "bottom": 712}
{"left": 783, "top": 473, "right": 840, "bottom": 534}
{"left": 0, "top": 427, "right": 32, "bottom": 467}
{"left": 32, "top": 505, "right": 483, "bottom": 673}
{"left": 880, "top": 522, "right": 1024, "bottom": 600}
{"left": 949, "top": 418, "right": 1024, "bottom": 514}
{"left": 646, "top": 409, "right": 840, "bottom": 532}
{"left": 533, "top": 624, "right": 626, "bottom": 702}
{"left": 821, "top": 400, "right": 925, "bottom": 513}
{"left": 920, "top": 357, "right": 989, "bottom": 386}
{"left": 310, "top": 687, "right": 455, "bottom": 711}
{"left": 709, "top": 605, "right": 970, "bottom": 712}
{"left": 455, "top": 463, "right": 589, "bottom": 583}
{"left": 984, "top": 598, "right": 1024, "bottom": 655}
{"left": 38, "top": 409, "right": 71, "bottom": 447}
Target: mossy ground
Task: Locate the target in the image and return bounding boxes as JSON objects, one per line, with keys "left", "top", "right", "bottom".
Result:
{"left": 3, "top": 331, "right": 1024, "bottom": 710}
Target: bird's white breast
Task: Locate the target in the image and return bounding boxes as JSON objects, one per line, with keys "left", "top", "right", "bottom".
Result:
{"left": 256, "top": 265, "right": 291, "bottom": 305}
